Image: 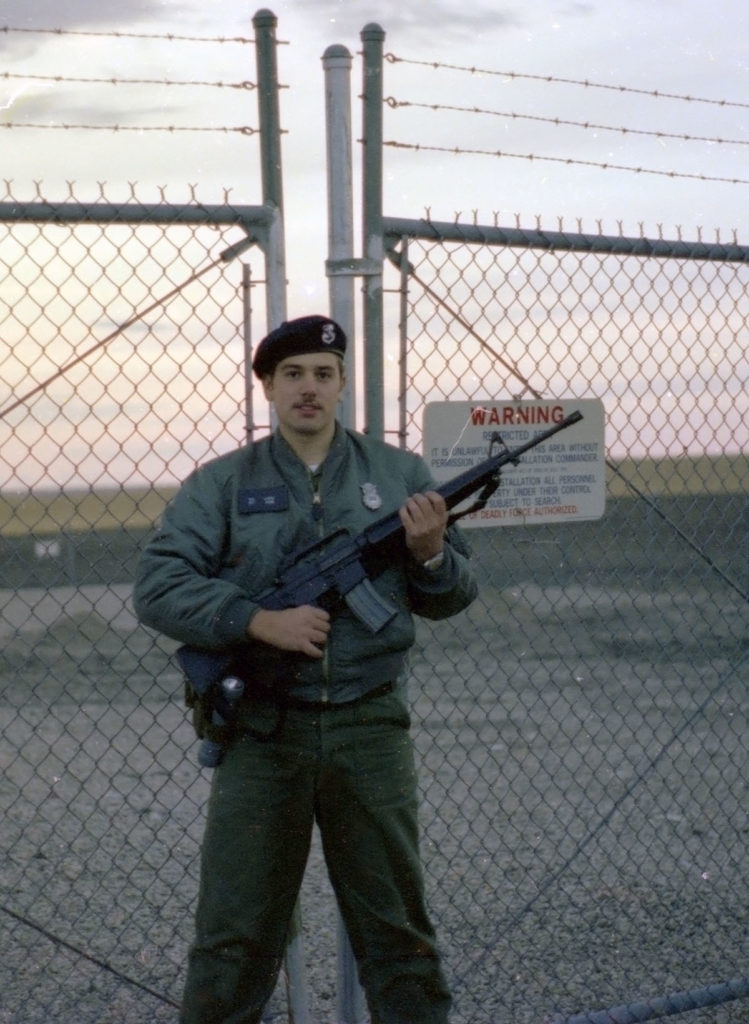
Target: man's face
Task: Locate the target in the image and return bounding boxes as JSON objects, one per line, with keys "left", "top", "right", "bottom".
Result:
{"left": 262, "top": 351, "right": 345, "bottom": 441}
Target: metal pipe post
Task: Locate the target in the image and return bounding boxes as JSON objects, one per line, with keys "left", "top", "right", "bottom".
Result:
{"left": 253, "top": 8, "right": 287, "bottom": 330}
{"left": 242, "top": 263, "right": 255, "bottom": 441}
{"left": 323, "top": 44, "right": 357, "bottom": 430}
{"left": 253, "top": 8, "right": 284, "bottom": 216}
{"left": 360, "top": 23, "right": 386, "bottom": 440}
{"left": 397, "top": 236, "right": 410, "bottom": 449}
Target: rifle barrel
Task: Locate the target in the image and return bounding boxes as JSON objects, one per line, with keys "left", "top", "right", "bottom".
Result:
{"left": 361, "top": 410, "right": 583, "bottom": 554}
{"left": 438, "top": 410, "right": 583, "bottom": 510}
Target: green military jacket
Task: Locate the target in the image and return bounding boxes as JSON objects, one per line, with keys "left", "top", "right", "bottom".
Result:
{"left": 133, "top": 423, "right": 477, "bottom": 704}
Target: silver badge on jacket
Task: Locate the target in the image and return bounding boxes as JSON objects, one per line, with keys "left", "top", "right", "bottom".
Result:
{"left": 360, "top": 482, "right": 382, "bottom": 510}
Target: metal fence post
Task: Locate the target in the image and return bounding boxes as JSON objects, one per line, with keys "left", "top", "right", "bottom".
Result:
{"left": 360, "top": 22, "right": 386, "bottom": 441}
{"left": 254, "top": 10, "right": 305, "bottom": 1019}
{"left": 323, "top": 39, "right": 371, "bottom": 1024}
{"left": 323, "top": 43, "right": 357, "bottom": 430}
{"left": 396, "top": 236, "right": 410, "bottom": 449}
{"left": 253, "top": 8, "right": 284, "bottom": 218}
{"left": 242, "top": 262, "right": 255, "bottom": 441}
{"left": 253, "top": 7, "right": 287, "bottom": 330}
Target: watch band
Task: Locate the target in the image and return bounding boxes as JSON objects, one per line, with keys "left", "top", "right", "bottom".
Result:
{"left": 421, "top": 551, "right": 445, "bottom": 571}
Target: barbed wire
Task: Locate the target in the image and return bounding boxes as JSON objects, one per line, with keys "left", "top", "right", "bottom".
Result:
{"left": 1, "top": 25, "right": 253, "bottom": 45}
{"left": 0, "top": 25, "right": 267, "bottom": 137}
{"left": 384, "top": 140, "right": 749, "bottom": 186}
{"left": 1, "top": 70, "right": 254, "bottom": 90}
{"left": 385, "top": 97, "right": 748, "bottom": 149}
{"left": 384, "top": 53, "right": 749, "bottom": 110}
{"left": 0, "top": 122, "right": 256, "bottom": 134}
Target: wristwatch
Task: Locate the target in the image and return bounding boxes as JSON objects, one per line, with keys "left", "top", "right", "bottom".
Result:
{"left": 421, "top": 551, "right": 445, "bottom": 572}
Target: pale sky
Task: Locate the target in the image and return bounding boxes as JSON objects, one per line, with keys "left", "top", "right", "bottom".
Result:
{"left": 2, "top": 0, "right": 748, "bottom": 310}
{"left": 1, "top": 0, "right": 747, "bottom": 487}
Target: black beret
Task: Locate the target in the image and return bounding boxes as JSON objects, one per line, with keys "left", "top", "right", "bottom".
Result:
{"left": 252, "top": 315, "right": 347, "bottom": 378}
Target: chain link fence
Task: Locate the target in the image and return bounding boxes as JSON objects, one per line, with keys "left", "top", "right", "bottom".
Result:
{"left": 377, "top": 226, "right": 748, "bottom": 1023}
{"left": 1, "top": 190, "right": 747, "bottom": 1024}
{"left": 0, "top": 186, "right": 270, "bottom": 1022}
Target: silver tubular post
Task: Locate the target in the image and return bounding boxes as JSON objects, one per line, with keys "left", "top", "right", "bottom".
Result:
{"left": 361, "top": 22, "right": 386, "bottom": 441}
{"left": 323, "top": 43, "right": 357, "bottom": 430}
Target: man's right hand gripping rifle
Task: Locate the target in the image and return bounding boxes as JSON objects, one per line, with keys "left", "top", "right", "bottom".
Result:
{"left": 248, "top": 485, "right": 449, "bottom": 658}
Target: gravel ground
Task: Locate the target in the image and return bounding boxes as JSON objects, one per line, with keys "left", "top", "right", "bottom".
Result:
{"left": 1, "top": 505, "right": 747, "bottom": 1023}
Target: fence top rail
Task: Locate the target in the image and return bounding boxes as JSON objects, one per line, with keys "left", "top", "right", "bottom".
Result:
{"left": 0, "top": 200, "right": 273, "bottom": 229}
{"left": 382, "top": 215, "right": 749, "bottom": 263}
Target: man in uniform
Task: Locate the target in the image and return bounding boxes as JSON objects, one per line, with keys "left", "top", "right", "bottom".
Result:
{"left": 134, "top": 315, "right": 478, "bottom": 1023}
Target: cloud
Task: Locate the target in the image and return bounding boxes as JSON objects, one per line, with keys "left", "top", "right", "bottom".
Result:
{"left": 2, "top": 0, "right": 161, "bottom": 31}
{"left": 0, "top": 0, "right": 167, "bottom": 59}
{"left": 557, "top": 1, "right": 595, "bottom": 15}
{"left": 291, "top": 0, "right": 524, "bottom": 47}
{"left": 0, "top": 78, "right": 186, "bottom": 128}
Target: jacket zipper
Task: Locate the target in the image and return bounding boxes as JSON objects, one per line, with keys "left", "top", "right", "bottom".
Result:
{"left": 310, "top": 471, "right": 330, "bottom": 702}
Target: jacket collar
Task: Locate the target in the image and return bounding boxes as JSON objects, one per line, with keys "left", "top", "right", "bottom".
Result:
{"left": 270, "top": 420, "right": 348, "bottom": 475}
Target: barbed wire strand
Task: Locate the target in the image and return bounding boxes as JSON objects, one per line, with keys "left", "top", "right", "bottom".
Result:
{"left": 385, "top": 53, "right": 749, "bottom": 111}
{"left": 1, "top": 70, "right": 255, "bottom": 90}
{"left": 384, "top": 140, "right": 749, "bottom": 187}
{"left": 0, "top": 123, "right": 256, "bottom": 134}
{"left": 1, "top": 25, "right": 253, "bottom": 45}
{"left": 385, "top": 97, "right": 748, "bottom": 149}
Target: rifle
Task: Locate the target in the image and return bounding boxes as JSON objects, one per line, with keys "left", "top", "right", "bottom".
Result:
{"left": 258, "top": 408, "right": 583, "bottom": 631}
{"left": 178, "top": 409, "right": 583, "bottom": 763}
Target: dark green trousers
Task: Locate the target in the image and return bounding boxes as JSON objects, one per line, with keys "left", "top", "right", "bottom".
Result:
{"left": 180, "top": 688, "right": 451, "bottom": 1024}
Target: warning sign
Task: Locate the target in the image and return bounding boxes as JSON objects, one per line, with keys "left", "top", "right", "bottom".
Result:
{"left": 423, "top": 398, "right": 606, "bottom": 527}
